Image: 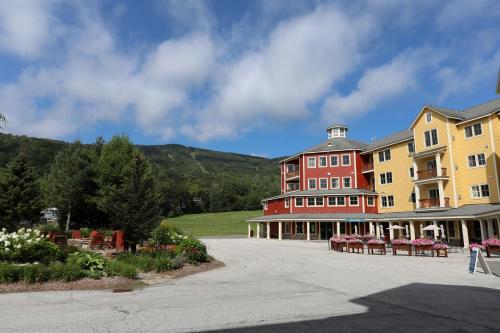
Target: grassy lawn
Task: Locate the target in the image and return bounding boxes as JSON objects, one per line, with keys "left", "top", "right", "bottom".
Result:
{"left": 164, "top": 210, "right": 261, "bottom": 237}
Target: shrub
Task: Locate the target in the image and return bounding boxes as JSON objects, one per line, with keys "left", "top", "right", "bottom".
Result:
{"left": 18, "top": 241, "right": 61, "bottom": 264}
{"left": 61, "top": 260, "right": 86, "bottom": 282}
{"left": 0, "top": 263, "right": 22, "bottom": 283}
{"left": 176, "top": 239, "right": 208, "bottom": 263}
{"left": 35, "top": 223, "right": 60, "bottom": 234}
{"left": 22, "top": 264, "right": 50, "bottom": 284}
{"left": 151, "top": 223, "right": 186, "bottom": 246}
{"left": 0, "top": 228, "right": 61, "bottom": 263}
{"left": 116, "top": 253, "right": 156, "bottom": 272}
{"left": 104, "top": 260, "right": 137, "bottom": 279}
{"left": 68, "top": 252, "right": 105, "bottom": 273}
{"left": 79, "top": 228, "right": 91, "bottom": 238}
{"left": 153, "top": 256, "right": 172, "bottom": 272}
{"left": 170, "top": 255, "right": 186, "bottom": 270}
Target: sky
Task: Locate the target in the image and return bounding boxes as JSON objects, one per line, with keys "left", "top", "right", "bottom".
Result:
{"left": 0, "top": 0, "right": 499, "bottom": 158}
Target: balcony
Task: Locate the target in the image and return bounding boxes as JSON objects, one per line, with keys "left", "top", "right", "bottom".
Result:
{"left": 416, "top": 168, "right": 447, "bottom": 181}
{"left": 286, "top": 183, "right": 300, "bottom": 192}
{"left": 285, "top": 170, "right": 300, "bottom": 179}
{"left": 419, "top": 198, "right": 450, "bottom": 209}
{"left": 361, "top": 184, "right": 375, "bottom": 192}
{"left": 361, "top": 162, "right": 374, "bottom": 173}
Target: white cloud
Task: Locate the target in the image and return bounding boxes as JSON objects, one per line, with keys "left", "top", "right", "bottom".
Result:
{"left": 182, "top": 6, "right": 376, "bottom": 141}
{"left": 0, "top": 0, "right": 59, "bottom": 58}
{"left": 321, "top": 48, "right": 445, "bottom": 123}
{"left": 436, "top": 0, "right": 500, "bottom": 29}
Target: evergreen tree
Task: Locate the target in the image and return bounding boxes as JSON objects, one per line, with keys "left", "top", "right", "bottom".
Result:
{"left": 0, "top": 150, "right": 42, "bottom": 230}
{"left": 42, "top": 142, "right": 96, "bottom": 231}
{"left": 104, "top": 152, "right": 161, "bottom": 251}
{"left": 0, "top": 113, "right": 5, "bottom": 129}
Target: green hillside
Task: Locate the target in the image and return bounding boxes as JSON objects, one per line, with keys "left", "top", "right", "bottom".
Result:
{"left": 165, "top": 210, "right": 261, "bottom": 237}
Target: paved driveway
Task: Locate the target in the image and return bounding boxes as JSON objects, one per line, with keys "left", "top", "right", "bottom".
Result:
{"left": 1, "top": 238, "right": 500, "bottom": 332}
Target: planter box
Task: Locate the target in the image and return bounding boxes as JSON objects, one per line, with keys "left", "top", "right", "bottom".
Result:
{"left": 392, "top": 244, "right": 412, "bottom": 256}
{"left": 434, "top": 248, "right": 448, "bottom": 257}
{"left": 414, "top": 244, "right": 434, "bottom": 257}
{"left": 332, "top": 241, "right": 348, "bottom": 252}
{"left": 368, "top": 243, "right": 386, "bottom": 255}
{"left": 486, "top": 245, "right": 500, "bottom": 258}
{"left": 348, "top": 242, "right": 364, "bottom": 254}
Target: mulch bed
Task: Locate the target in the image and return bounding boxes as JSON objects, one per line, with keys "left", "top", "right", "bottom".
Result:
{"left": 0, "top": 259, "right": 224, "bottom": 294}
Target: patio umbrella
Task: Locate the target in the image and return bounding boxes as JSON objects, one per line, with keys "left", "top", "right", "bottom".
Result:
{"left": 387, "top": 225, "right": 405, "bottom": 230}
{"left": 405, "top": 225, "right": 409, "bottom": 238}
{"left": 379, "top": 225, "right": 384, "bottom": 239}
{"left": 420, "top": 224, "right": 424, "bottom": 238}
{"left": 422, "top": 225, "right": 440, "bottom": 231}
{"left": 354, "top": 225, "right": 358, "bottom": 234}
{"left": 440, "top": 224, "right": 446, "bottom": 239}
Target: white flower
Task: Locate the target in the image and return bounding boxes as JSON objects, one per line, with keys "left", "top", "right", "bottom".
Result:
{"left": 27, "top": 240, "right": 32, "bottom": 244}
{"left": 16, "top": 244, "right": 21, "bottom": 249}
{"left": 4, "top": 248, "right": 9, "bottom": 252}
{"left": 4, "top": 240, "right": 10, "bottom": 247}
{"left": 26, "top": 229, "right": 32, "bottom": 233}
{"left": 36, "top": 238, "right": 41, "bottom": 242}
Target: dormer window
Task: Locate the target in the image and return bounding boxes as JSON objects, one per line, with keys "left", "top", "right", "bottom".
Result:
{"left": 326, "top": 124, "right": 348, "bottom": 139}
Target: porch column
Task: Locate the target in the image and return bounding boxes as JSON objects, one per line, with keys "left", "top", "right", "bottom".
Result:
{"left": 376, "top": 222, "right": 380, "bottom": 238}
{"left": 266, "top": 222, "right": 270, "bottom": 240}
{"left": 336, "top": 222, "right": 340, "bottom": 237}
{"left": 409, "top": 221, "right": 416, "bottom": 241}
{"left": 248, "top": 224, "right": 252, "bottom": 238}
{"left": 433, "top": 220, "right": 439, "bottom": 239}
{"left": 480, "top": 220, "right": 486, "bottom": 241}
{"left": 497, "top": 218, "right": 500, "bottom": 238}
{"left": 414, "top": 185, "right": 421, "bottom": 209}
{"left": 389, "top": 221, "right": 394, "bottom": 240}
{"left": 306, "top": 222, "right": 311, "bottom": 241}
{"left": 369, "top": 222, "right": 374, "bottom": 235}
{"left": 487, "top": 219, "right": 494, "bottom": 238}
{"left": 412, "top": 160, "right": 418, "bottom": 180}
{"left": 278, "top": 221, "right": 282, "bottom": 240}
{"left": 331, "top": 222, "right": 335, "bottom": 238}
{"left": 256, "top": 223, "right": 260, "bottom": 239}
{"left": 438, "top": 181, "right": 445, "bottom": 207}
{"left": 435, "top": 153, "right": 442, "bottom": 177}
{"left": 461, "top": 220, "right": 470, "bottom": 248}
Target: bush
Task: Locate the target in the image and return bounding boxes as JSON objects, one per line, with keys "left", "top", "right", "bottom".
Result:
{"left": 170, "top": 255, "right": 186, "bottom": 270}
{"left": 18, "top": 241, "right": 61, "bottom": 264}
{"left": 176, "top": 239, "right": 208, "bottom": 263}
{"left": 61, "top": 260, "right": 86, "bottom": 282}
{"left": 0, "top": 263, "right": 22, "bottom": 283}
{"left": 68, "top": 252, "right": 105, "bottom": 272}
{"left": 79, "top": 228, "right": 91, "bottom": 238}
{"left": 35, "top": 223, "right": 60, "bottom": 234}
{"left": 104, "top": 260, "right": 137, "bottom": 279}
{"left": 151, "top": 223, "right": 186, "bottom": 246}
{"left": 22, "top": 264, "right": 50, "bottom": 284}
{"left": 116, "top": 253, "right": 156, "bottom": 272}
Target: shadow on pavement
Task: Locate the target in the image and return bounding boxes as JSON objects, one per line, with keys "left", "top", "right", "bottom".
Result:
{"left": 211, "top": 283, "right": 500, "bottom": 333}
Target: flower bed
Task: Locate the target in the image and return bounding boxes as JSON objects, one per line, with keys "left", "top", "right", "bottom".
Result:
{"left": 362, "top": 234, "right": 376, "bottom": 242}
{"left": 433, "top": 243, "right": 449, "bottom": 257}
{"left": 347, "top": 239, "right": 364, "bottom": 254}
{"left": 391, "top": 239, "right": 412, "bottom": 256}
{"left": 482, "top": 238, "right": 500, "bottom": 258}
{"left": 330, "top": 238, "right": 348, "bottom": 252}
{"left": 367, "top": 239, "right": 386, "bottom": 255}
{"left": 412, "top": 239, "right": 435, "bottom": 256}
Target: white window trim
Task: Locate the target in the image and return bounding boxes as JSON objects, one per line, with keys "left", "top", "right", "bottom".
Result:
{"left": 378, "top": 149, "right": 391, "bottom": 163}
{"left": 464, "top": 122, "right": 483, "bottom": 140}
{"left": 342, "top": 176, "right": 352, "bottom": 188}
{"left": 467, "top": 153, "right": 487, "bottom": 169}
{"left": 367, "top": 196, "right": 375, "bottom": 207}
{"left": 379, "top": 172, "right": 392, "bottom": 185}
{"left": 341, "top": 154, "right": 351, "bottom": 166}
{"left": 284, "top": 198, "right": 289, "bottom": 208}
{"left": 306, "top": 196, "right": 325, "bottom": 207}
{"left": 330, "top": 177, "right": 340, "bottom": 189}
{"left": 380, "top": 195, "right": 395, "bottom": 208}
{"left": 470, "top": 184, "right": 490, "bottom": 199}
{"left": 424, "top": 128, "right": 439, "bottom": 148}
{"left": 318, "top": 156, "right": 328, "bottom": 168}
{"left": 308, "top": 178, "right": 317, "bottom": 190}
{"left": 319, "top": 177, "right": 329, "bottom": 189}
{"left": 264, "top": 202, "right": 268, "bottom": 210}
{"left": 349, "top": 196, "right": 359, "bottom": 207}
{"left": 330, "top": 155, "right": 339, "bottom": 167}
{"left": 327, "top": 196, "right": 346, "bottom": 207}
{"left": 307, "top": 156, "right": 316, "bottom": 168}
{"left": 408, "top": 141, "right": 415, "bottom": 154}
{"left": 425, "top": 112, "right": 432, "bottom": 123}
{"left": 295, "top": 197, "right": 304, "bottom": 207}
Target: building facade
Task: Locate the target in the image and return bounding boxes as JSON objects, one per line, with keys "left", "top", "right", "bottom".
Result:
{"left": 248, "top": 99, "right": 500, "bottom": 248}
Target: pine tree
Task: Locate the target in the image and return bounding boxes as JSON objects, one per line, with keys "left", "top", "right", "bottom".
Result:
{"left": 42, "top": 142, "right": 96, "bottom": 231}
{"left": 0, "top": 113, "right": 5, "bottom": 128}
{"left": 0, "top": 150, "right": 42, "bottom": 230}
{"left": 104, "top": 152, "right": 161, "bottom": 251}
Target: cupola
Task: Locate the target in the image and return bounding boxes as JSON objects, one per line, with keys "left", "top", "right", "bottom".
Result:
{"left": 326, "top": 124, "right": 348, "bottom": 139}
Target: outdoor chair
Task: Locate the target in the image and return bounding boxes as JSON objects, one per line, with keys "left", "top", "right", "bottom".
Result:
{"left": 53, "top": 233, "right": 68, "bottom": 247}
{"left": 90, "top": 232, "right": 105, "bottom": 250}
{"left": 71, "top": 230, "right": 82, "bottom": 239}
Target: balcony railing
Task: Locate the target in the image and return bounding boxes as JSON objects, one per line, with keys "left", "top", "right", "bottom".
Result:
{"left": 286, "top": 183, "right": 300, "bottom": 192}
{"left": 285, "top": 170, "right": 300, "bottom": 179}
{"left": 361, "top": 184, "right": 375, "bottom": 192}
{"left": 419, "top": 197, "right": 450, "bottom": 209}
{"left": 361, "top": 163, "right": 374, "bottom": 172}
{"left": 416, "top": 168, "right": 447, "bottom": 180}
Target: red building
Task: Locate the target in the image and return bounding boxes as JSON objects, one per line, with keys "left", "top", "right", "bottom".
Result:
{"left": 255, "top": 125, "right": 378, "bottom": 240}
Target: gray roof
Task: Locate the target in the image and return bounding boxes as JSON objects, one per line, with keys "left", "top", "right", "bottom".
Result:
{"left": 263, "top": 189, "right": 377, "bottom": 201}
{"left": 248, "top": 204, "right": 500, "bottom": 222}
{"left": 364, "top": 130, "right": 413, "bottom": 152}
{"left": 427, "top": 105, "right": 465, "bottom": 120}
{"left": 426, "top": 98, "right": 500, "bottom": 122}
{"left": 326, "top": 123, "right": 348, "bottom": 129}
{"left": 300, "top": 137, "right": 369, "bottom": 154}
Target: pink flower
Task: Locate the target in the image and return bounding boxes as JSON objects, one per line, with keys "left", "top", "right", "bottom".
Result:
{"left": 433, "top": 243, "right": 449, "bottom": 250}
{"left": 346, "top": 239, "right": 363, "bottom": 244}
{"left": 470, "top": 243, "right": 485, "bottom": 250}
{"left": 481, "top": 238, "right": 500, "bottom": 247}
{"left": 367, "top": 239, "right": 385, "bottom": 245}
{"left": 411, "top": 239, "right": 435, "bottom": 246}
{"left": 391, "top": 239, "right": 410, "bottom": 245}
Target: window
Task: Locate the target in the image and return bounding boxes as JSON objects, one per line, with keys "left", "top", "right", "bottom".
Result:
{"left": 264, "top": 202, "right": 268, "bottom": 210}
{"left": 319, "top": 178, "right": 328, "bottom": 189}
{"left": 408, "top": 141, "right": 415, "bottom": 154}
{"left": 380, "top": 172, "right": 393, "bottom": 185}
{"left": 342, "top": 154, "right": 351, "bottom": 166}
{"left": 449, "top": 222, "right": 455, "bottom": 238}
{"left": 307, "top": 157, "right": 316, "bottom": 168}
{"left": 308, "top": 178, "right": 317, "bottom": 190}
{"left": 328, "top": 196, "right": 345, "bottom": 206}
{"left": 343, "top": 177, "right": 351, "bottom": 188}
{"left": 295, "top": 197, "right": 303, "bottom": 207}
{"left": 284, "top": 198, "right": 289, "bottom": 208}
{"left": 307, "top": 197, "right": 324, "bottom": 206}
{"left": 424, "top": 129, "right": 438, "bottom": 147}
{"left": 378, "top": 149, "right": 391, "bottom": 162}
{"left": 296, "top": 222, "right": 303, "bottom": 234}
{"left": 285, "top": 223, "right": 290, "bottom": 234}
{"left": 409, "top": 167, "right": 415, "bottom": 178}
{"left": 331, "top": 177, "right": 339, "bottom": 189}
{"left": 425, "top": 112, "right": 432, "bottom": 123}
{"left": 286, "top": 164, "right": 296, "bottom": 173}
{"left": 381, "top": 195, "right": 394, "bottom": 208}
{"left": 330, "top": 155, "right": 339, "bottom": 167}
{"left": 349, "top": 196, "right": 359, "bottom": 206}
{"left": 411, "top": 192, "right": 416, "bottom": 203}
{"left": 465, "top": 123, "right": 482, "bottom": 138}
{"left": 471, "top": 184, "right": 490, "bottom": 198}
{"left": 311, "top": 223, "right": 316, "bottom": 234}
{"left": 367, "top": 196, "right": 374, "bottom": 206}
{"left": 319, "top": 156, "right": 327, "bottom": 167}
{"left": 468, "top": 153, "right": 486, "bottom": 168}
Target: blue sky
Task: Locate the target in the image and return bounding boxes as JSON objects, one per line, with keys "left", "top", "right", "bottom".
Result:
{"left": 0, "top": 0, "right": 499, "bottom": 158}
